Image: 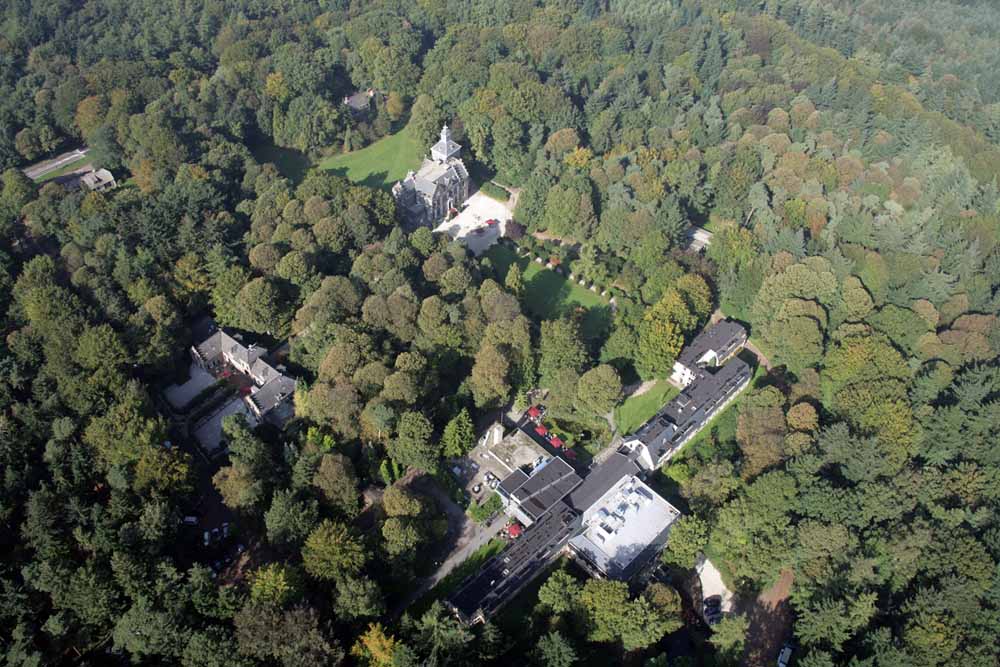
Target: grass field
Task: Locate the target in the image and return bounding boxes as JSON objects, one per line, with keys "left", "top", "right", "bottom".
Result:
{"left": 486, "top": 244, "right": 611, "bottom": 340}
{"left": 614, "top": 380, "right": 681, "bottom": 435}
{"left": 318, "top": 125, "right": 424, "bottom": 189}
{"left": 37, "top": 155, "right": 91, "bottom": 182}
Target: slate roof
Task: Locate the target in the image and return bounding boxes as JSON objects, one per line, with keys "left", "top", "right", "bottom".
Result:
{"left": 507, "top": 457, "right": 582, "bottom": 522}
{"left": 249, "top": 374, "right": 296, "bottom": 415}
{"left": 677, "top": 320, "right": 747, "bottom": 368}
{"left": 635, "top": 358, "right": 752, "bottom": 464}
{"left": 565, "top": 451, "right": 640, "bottom": 513}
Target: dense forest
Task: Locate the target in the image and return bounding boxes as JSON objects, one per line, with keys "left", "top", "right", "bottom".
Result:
{"left": 2, "top": 1, "right": 1000, "bottom": 666}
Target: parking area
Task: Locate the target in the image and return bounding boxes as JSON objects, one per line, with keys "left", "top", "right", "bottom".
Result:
{"left": 457, "top": 422, "right": 550, "bottom": 504}
{"left": 696, "top": 554, "right": 736, "bottom": 625}
{"left": 165, "top": 362, "right": 217, "bottom": 411}
{"left": 193, "top": 397, "right": 258, "bottom": 457}
{"left": 434, "top": 191, "right": 511, "bottom": 255}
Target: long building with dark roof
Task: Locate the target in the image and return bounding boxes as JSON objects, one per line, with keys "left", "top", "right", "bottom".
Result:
{"left": 628, "top": 357, "right": 752, "bottom": 470}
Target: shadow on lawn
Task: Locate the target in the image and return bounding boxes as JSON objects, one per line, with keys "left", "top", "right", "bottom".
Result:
{"left": 523, "top": 272, "right": 612, "bottom": 340}
{"left": 325, "top": 166, "right": 393, "bottom": 191}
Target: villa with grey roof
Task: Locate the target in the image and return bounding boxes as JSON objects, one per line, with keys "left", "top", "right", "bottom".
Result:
{"left": 392, "top": 125, "right": 470, "bottom": 226}
{"left": 192, "top": 330, "right": 296, "bottom": 423}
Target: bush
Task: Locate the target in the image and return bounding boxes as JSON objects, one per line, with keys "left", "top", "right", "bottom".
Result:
{"left": 479, "top": 181, "right": 510, "bottom": 202}
{"left": 468, "top": 493, "right": 503, "bottom": 523}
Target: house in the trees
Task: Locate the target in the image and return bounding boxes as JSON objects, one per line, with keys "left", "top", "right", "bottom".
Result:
{"left": 192, "top": 329, "right": 296, "bottom": 424}
{"left": 392, "top": 125, "right": 470, "bottom": 227}
{"left": 63, "top": 168, "right": 117, "bottom": 192}
{"left": 343, "top": 88, "right": 377, "bottom": 115}
{"left": 669, "top": 319, "right": 747, "bottom": 387}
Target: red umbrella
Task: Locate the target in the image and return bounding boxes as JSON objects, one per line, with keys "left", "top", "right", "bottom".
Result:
{"left": 534, "top": 425, "right": 548, "bottom": 436}
{"left": 549, "top": 437, "right": 564, "bottom": 449}
{"left": 508, "top": 523, "right": 523, "bottom": 538}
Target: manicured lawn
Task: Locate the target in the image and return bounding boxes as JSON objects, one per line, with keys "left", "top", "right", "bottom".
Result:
{"left": 37, "top": 155, "right": 91, "bottom": 182}
{"left": 486, "top": 244, "right": 611, "bottom": 340}
{"left": 614, "top": 380, "right": 680, "bottom": 435}
{"left": 318, "top": 125, "right": 424, "bottom": 189}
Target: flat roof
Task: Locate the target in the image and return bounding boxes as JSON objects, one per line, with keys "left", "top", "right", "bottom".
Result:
{"left": 509, "top": 458, "right": 582, "bottom": 521}
{"left": 486, "top": 428, "right": 549, "bottom": 475}
{"left": 568, "top": 475, "right": 681, "bottom": 579}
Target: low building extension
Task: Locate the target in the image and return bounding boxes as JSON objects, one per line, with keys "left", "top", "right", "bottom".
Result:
{"left": 392, "top": 125, "right": 470, "bottom": 227}
{"left": 497, "top": 457, "right": 582, "bottom": 528}
{"left": 192, "top": 329, "right": 296, "bottom": 425}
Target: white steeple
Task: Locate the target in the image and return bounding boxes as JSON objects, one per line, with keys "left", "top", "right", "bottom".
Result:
{"left": 431, "top": 123, "right": 460, "bottom": 162}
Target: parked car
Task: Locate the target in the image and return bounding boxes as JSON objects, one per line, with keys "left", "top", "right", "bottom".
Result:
{"left": 182, "top": 516, "right": 198, "bottom": 527}
{"left": 222, "top": 522, "right": 230, "bottom": 538}
{"left": 202, "top": 530, "right": 210, "bottom": 547}
{"left": 704, "top": 595, "right": 722, "bottom": 609}
{"left": 706, "top": 611, "right": 723, "bottom": 626}
{"left": 777, "top": 642, "right": 795, "bottom": 667}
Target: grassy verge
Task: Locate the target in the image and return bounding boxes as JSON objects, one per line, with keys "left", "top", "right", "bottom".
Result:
{"left": 485, "top": 244, "right": 611, "bottom": 340}
{"left": 614, "top": 380, "right": 681, "bottom": 435}
{"left": 410, "top": 538, "right": 507, "bottom": 616}
{"left": 37, "top": 155, "right": 91, "bottom": 182}
{"left": 479, "top": 181, "right": 509, "bottom": 202}
{"left": 318, "top": 124, "right": 424, "bottom": 189}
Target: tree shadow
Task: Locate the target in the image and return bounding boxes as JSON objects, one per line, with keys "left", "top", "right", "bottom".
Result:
{"left": 247, "top": 133, "right": 312, "bottom": 184}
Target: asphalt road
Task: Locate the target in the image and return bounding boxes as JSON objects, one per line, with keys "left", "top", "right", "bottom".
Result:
{"left": 23, "top": 147, "right": 89, "bottom": 180}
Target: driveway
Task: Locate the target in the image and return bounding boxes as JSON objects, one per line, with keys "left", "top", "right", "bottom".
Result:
{"left": 696, "top": 555, "right": 736, "bottom": 615}
{"left": 193, "top": 397, "right": 257, "bottom": 457}
{"left": 434, "top": 190, "right": 512, "bottom": 255}
{"left": 741, "top": 569, "right": 794, "bottom": 667}
{"left": 392, "top": 470, "right": 506, "bottom": 615}
{"left": 23, "top": 147, "right": 89, "bottom": 180}
{"left": 165, "top": 363, "right": 216, "bottom": 410}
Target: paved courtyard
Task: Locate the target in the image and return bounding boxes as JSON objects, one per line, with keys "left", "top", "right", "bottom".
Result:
{"left": 434, "top": 190, "right": 512, "bottom": 255}
{"left": 165, "top": 362, "right": 216, "bottom": 410}
{"left": 194, "top": 397, "right": 258, "bottom": 457}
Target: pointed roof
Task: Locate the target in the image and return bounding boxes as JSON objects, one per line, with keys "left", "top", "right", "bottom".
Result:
{"left": 431, "top": 124, "right": 461, "bottom": 162}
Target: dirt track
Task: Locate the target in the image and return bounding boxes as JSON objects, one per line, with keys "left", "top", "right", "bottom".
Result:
{"left": 742, "top": 569, "right": 794, "bottom": 667}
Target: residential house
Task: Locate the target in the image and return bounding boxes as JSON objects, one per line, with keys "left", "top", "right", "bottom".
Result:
{"left": 392, "top": 125, "right": 470, "bottom": 226}
{"left": 192, "top": 329, "right": 296, "bottom": 424}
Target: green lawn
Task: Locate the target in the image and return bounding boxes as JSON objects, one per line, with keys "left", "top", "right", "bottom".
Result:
{"left": 614, "top": 380, "right": 681, "bottom": 435}
{"left": 318, "top": 125, "right": 424, "bottom": 189}
{"left": 486, "top": 244, "right": 611, "bottom": 340}
{"left": 37, "top": 155, "right": 91, "bottom": 182}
